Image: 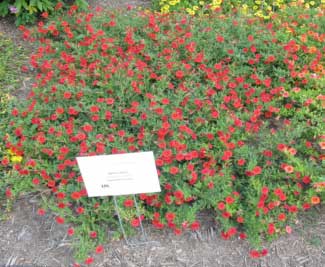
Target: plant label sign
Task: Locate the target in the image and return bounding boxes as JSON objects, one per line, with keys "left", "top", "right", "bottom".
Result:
{"left": 76, "top": 151, "right": 161, "bottom": 197}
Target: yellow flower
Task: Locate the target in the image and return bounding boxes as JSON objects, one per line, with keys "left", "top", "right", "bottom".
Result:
{"left": 186, "top": 8, "right": 195, "bottom": 15}
{"left": 11, "top": 155, "right": 23, "bottom": 163}
{"left": 7, "top": 148, "right": 15, "bottom": 156}
{"left": 161, "top": 5, "right": 170, "bottom": 13}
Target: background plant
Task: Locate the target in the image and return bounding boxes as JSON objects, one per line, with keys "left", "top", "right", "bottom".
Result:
{"left": 152, "top": 0, "right": 325, "bottom": 18}
{"left": 1, "top": 4, "right": 324, "bottom": 264}
{"left": 0, "top": 0, "right": 88, "bottom": 25}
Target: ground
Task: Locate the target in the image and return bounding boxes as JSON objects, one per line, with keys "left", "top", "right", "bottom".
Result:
{"left": 1, "top": 1, "right": 325, "bottom": 267}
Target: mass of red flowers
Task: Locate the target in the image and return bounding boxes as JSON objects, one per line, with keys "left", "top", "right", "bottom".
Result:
{"left": 1, "top": 4, "right": 324, "bottom": 264}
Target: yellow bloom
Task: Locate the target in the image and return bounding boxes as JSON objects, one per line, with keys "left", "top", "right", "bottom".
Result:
{"left": 186, "top": 8, "right": 195, "bottom": 15}
{"left": 11, "top": 155, "right": 23, "bottom": 163}
{"left": 161, "top": 5, "right": 170, "bottom": 13}
{"left": 7, "top": 148, "right": 15, "bottom": 156}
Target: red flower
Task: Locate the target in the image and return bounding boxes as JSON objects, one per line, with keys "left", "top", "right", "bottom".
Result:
{"left": 90, "top": 231, "right": 97, "bottom": 238}
{"left": 169, "top": 166, "right": 179, "bottom": 175}
{"left": 277, "top": 143, "right": 287, "bottom": 151}
{"left": 67, "top": 227, "right": 75, "bottom": 236}
{"left": 41, "top": 12, "right": 49, "bottom": 19}
{"left": 252, "top": 166, "right": 262, "bottom": 175}
{"left": 311, "top": 196, "right": 320, "bottom": 205}
{"left": 262, "top": 150, "right": 273, "bottom": 157}
{"left": 239, "top": 232, "right": 247, "bottom": 239}
{"left": 284, "top": 165, "right": 294, "bottom": 173}
{"left": 302, "top": 176, "right": 311, "bottom": 184}
{"left": 247, "top": 35, "right": 254, "bottom": 42}
{"left": 174, "top": 190, "right": 184, "bottom": 199}
{"left": 131, "top": 218, "right": 140, "bottom": 227}
{"left": 261, "top": 249, "right": 268, "bottom": 256}
{"left": 228, "top": 227, "right": 237, "bottom": 236}
{"left": 225, "top": 196, "right": 235, "bottom": 204}
{"left": 123, "top": 199, "right": 134, "bottom": 207}
{"left": 82, "top": 124, "right": 93, "bottom": 133}
{"left": 71, "top": 191, "right": 81, "bottom": 200}
{"left": 164, "top": 183, "right": 172, "bottom": 190}
{"left": 165, "top": 212, "right": 176, "bottom": 222}
{"left": 84, "top": 257, "right": 94, "bottom": 265}
{"left": 56, "top": 216, "right": 65, "bottom": 224}
{"left": 221, "top": 150, "right": 232, "bottom": 161}
{"left": 261, "top": 186, "right": 269, "bottom": 195}
{"left": 249, "top": 250, "right": 260, "bottom": 258}
{"left": 216, "top": 35, "right": 224, "bottom": 43}
{"left": 90, "top": 105, "right": 100, "bottom": 112}
{"left": 268, "top": 223, "right": 275, "bottom": 235}
{"left": 175, "top": 70, "right": 184, "bottom": 79}
{"left": 56, "top": 192, "right": 66, "bottom": 199}
{"left": 32, "top": 178, "right": 40, "bottom": 185}
{"left": 237, "top": 158, "right": 246, "bottom": 166}
{"left": 222, "top": 211, "right": 231, "bottom": 218}
{"left": 76, "top": 207, "right": 84, "bottom": 214}
{"left": 174, "top": 228, "right": 182, "bottom": 235}
{"left": 217, "top": 202, "right": 225, "bottom": 210}
{"left": 63, "top": 91, "right": 72, "bottom": 99}
{"left": 37, "top": 208, "right": 46, "bottom": 216}
{"left": 278, "top": 213, "right": 286, "bottom": 221}
{"left": 95, "top": 245, "right": 104, "bottom": 254}
{"left": 190, "top": 221, "right": 200, "bottom": 231}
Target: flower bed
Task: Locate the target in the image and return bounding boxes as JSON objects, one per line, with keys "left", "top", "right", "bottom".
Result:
{"left": 1, "top": 4, "right": 325, "bottom": 264}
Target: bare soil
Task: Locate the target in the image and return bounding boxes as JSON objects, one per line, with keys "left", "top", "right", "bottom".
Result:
{"left": 1, "top": 1, "right": 325, "bottom": 267}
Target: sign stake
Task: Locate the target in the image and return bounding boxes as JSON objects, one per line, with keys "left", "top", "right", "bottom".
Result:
{"left": 113, "top": 195, "right": 131, "bottom": 246}
{"left": 133, "top": 194, "right": 147, "bottom": 241}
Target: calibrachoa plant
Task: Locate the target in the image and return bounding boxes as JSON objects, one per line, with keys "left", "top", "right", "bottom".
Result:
{"left": 1, "top": 4, "right": 325, "bottom": 264}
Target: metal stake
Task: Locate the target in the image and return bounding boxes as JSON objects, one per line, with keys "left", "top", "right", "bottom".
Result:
{"left": 133, "top": 194, "right": 147, "bottom": 241}
{"left": 113, "top": 195, "right": 131, "bottom": 246}
{"left": 113, "top": 195, "right": 159, "bottom": 246}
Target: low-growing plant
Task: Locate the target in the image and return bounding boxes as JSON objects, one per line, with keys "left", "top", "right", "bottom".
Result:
{"left": 1, "top": 4, "right": 324, "bottom": 265}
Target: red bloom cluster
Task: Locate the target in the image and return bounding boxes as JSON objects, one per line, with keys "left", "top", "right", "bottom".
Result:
{"left": 5, "top": 6, "right": 323, "bottom": 263}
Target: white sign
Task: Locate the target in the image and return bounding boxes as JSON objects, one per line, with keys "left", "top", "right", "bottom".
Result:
{"left": 76, "top": 151, "right": 161, "bottom": 197}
